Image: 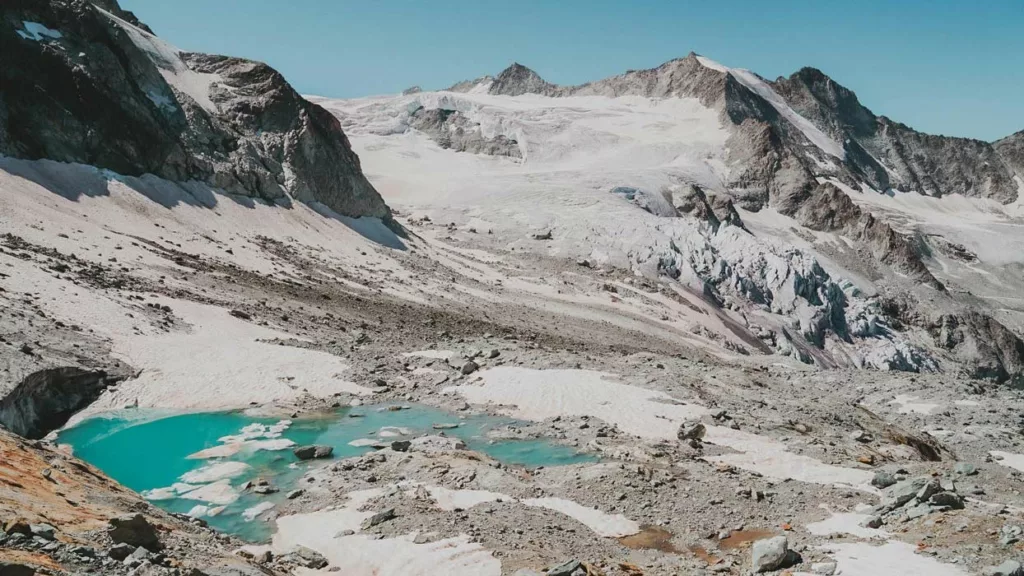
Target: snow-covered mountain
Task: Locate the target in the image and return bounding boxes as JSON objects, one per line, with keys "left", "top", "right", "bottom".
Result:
{"left": 311, "top": 56, "right": 1024, "bottom": 384}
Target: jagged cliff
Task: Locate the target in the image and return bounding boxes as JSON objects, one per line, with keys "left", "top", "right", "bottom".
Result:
{"left": 1, "top": 0, "right": 390, "bottom": 219}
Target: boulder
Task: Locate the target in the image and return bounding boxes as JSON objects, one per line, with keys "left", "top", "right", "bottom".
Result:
{"left": 870, "top": 471, "right": 897, "bottom": 489}
{"left": 461, "top": 361, "right": 479, "bottom": 375}
{"left": 547, "top": 559, "right": 585, "bottom": 576}
{"left": 293, "top": 445, "right": 334, "bottom": 460}
{"left": 677, "top": 422, "right": 706, "bottom": 441}
{"left": 108, "top": 543, "right": 136, "bottom": 561}
{"left": 29, "top": 523, "right": 55, "bottom": 540}
{"left": 361, "top": 508, "right": 396, "bottom": 530}
{"left": 929, "top": 491, "right": 965, "bottom": 509}
{"left": 881, "top": 476, "right": 930, "bottom": 509}
{"left": 751, "top": 536, "right": 800, "bottom": 573}
{"left": 108, "top": 514, "right": 160, "bottom": 551}
{"left": 390, "top": 440, "right": 411, "bottom": 452}
{"left": 288, "top": 546, "right": 328, "bottom": 569}
{"left": 984, "top": 560, "right": 1024, "bottom": 576}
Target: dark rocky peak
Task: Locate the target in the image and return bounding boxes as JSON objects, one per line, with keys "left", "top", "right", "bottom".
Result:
{"left": 1, "top": 0, "right": 391, "bottom": 221}
{"left": 489, "top": 62, "right": 558, "bottom": 96}
{"left": 994, "top": 129, "right": 1024, "bottom": 177}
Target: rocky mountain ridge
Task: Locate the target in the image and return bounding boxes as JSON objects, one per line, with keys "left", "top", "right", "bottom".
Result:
{"left": 1, "top": 0, "right": 390, "bottom": 220}
{"left": 451, "top": 54, "right": 1024, "bottom": 208}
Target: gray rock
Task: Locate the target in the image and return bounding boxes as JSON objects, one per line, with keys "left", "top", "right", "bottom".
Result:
{"left": 1000, "top": 525, "right": 1022, "bottom": 547}
{"left": 390, "top": 440, "right": 411, "bottom": 452}
{"left": 881, "top": 476, "right": 930, "bottom": 509}
{"left": 293, "top": 445, "right": 334, "bottom": 460}
{"left": 870, "top": 471, "right": 897, "bottom": 488}
{"left": 461, "top": 361, "right": 479, "bottom": 375}
{"left": 286, "top": 489, "right": 305, "bottom": 500}
{"left": 928, "top": 491, "right": 965, "bottom": 509}
{"left": 905, "top": 502, "right": 934, "bottom": 520}
{"left": 811, "top": 562, "right": 838, "bottom": 576}
{"left": 547, "top": 559, "right": 584, "bottom": 576}
{"left": 984, "top": 560, "right": 1024, "bottom": 576}
{"left": 751, "top": 536, "right": 800, "bottom": 572}
{"left": 288, "top": 546, "right": 328, "bottom": 569}
{"left": 108, "top": 543, "right": 136, "bottom": 561}
{"left": 108, "top": 514, "right": 160, "bottom": 551}
{"left": 677, "top": 422, "right": 706, "bottom": 441}
{"left": 860, "top": 515, "right": 883, "bottom": 529}
{"left": 953, "top": 462, "right": 978, "bottom": 476}
{"left": 915, "top": 477, "right": 942, "bottom": 501}
{"left": 28, "top": 523, "right": 55, "bottom": 540}
{"left": 361, "top": 508, "right": 396, "bottom": 530}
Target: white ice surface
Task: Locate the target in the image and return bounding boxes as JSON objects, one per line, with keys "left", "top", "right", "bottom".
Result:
{"left": 889, "top": 394, "right": 940, "bottom": 415}
{"left": 811, "top": 541, "right": 968, "bottom": 576}
{"left": 242, "top": 501, "right": 275, "bottom": 521}
{"left": 179, "top": 461, "right": 251, "bottom": 484}
{"left": 805, "top": 507, "right": 889, "bottom": 540}
{"left": 990, "top": 450, "right": 1024, "bottom": 473}
{"left": 521, "top": 497, "right": 640, "bottom": 538}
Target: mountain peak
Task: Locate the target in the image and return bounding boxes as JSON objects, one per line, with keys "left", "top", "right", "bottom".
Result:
{"left": 489, "top": 62, "right": 557, "bottom": 96}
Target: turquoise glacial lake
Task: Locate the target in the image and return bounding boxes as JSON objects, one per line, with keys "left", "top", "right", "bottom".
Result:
{"left": 57, "top": 403, "right": 595, "bottom": 541}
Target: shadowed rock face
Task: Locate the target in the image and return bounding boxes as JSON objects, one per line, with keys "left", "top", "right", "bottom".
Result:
{"left": 930, "top": 312, "right": 1024, "bottom": 386}
{"left": 774, "top": 67, "right": 1020, "bottom": 203}
{"left": 0, "top": 0, "right": 390, "bottom": 220}
{"left": 995, "top": 129, "right": 1024, "bottom": 179}
{"left": 409, "top": 108, "right": 521, "bottom": 158}
{"left": 0, "top": 367, "right": 122, "bottom": 439}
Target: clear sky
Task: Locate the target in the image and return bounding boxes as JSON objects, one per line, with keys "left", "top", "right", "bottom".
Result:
{"left": 121, "top": 0, "right": 1022, "bottom": 142}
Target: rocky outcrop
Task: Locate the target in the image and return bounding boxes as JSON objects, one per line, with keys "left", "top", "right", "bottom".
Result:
{"left": 452, "top": 56, "right": 1022, "bottom": 208}
{"left": 0, "top": 367, "right": 122, "bottom": 439}
{"left": 409, "top": 107, "right": 521, "bottom": 157}
{"left": 994, "top": 130, "right": 1024, "bottom": 179}
{"left": 788, "top": 183, "right": 943, "bottom": 290}
{"left": 0, "top": 428, "right": 280, "bottom": 574}
{"left": 1, "top": 0, "right": 390, "bottom": 220}
{"left": 774, "top": 67, "right": 1020, "bottom": 202}
{"left": 488, "top": 63, "right": 559, "bottom": 97}
{"left": 929, "top": 312, "right": 1024, "bottom": 386}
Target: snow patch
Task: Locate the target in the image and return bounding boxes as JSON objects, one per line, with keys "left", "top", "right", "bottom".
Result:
{"left": 727, "top": 68, "right": 845, "bottom": 159}
{"left": 990, "top": 450, "right": 1024, "bottom": 473}
{"left": 814, "top": 541, "right": 968, "bottom": 576}
{"left": 522, "top": 497, "right": 640, "bottom": 538}
{"left": 16, "top": 21, "right": 63, "bottom": 42}
{"left": 273, "top": 488, "right": 501, "bottom": 576}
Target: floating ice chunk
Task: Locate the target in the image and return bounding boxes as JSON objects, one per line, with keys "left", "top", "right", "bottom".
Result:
{"left": 180, "top": 461, "right": 251, "bottom": 483}
{"left": 178, "top": 479, "right": 240, "bottom": 505}
{"left": 243, "top": 502, "right": 275, "bottom": 521}
{"left": 187, "top": 438, "right": 295, "bottom": 459}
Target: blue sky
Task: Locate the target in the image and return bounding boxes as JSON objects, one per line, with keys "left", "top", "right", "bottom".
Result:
{"left": 122, "top": 0, "right": 1022, "bottom": 141}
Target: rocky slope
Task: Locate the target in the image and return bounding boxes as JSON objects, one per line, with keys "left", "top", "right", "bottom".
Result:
{"left": 0, "top": 427, "right": 283, "bottom": 575}
{"left": 1, "top": 0, "right": 390, "bottom": 220}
